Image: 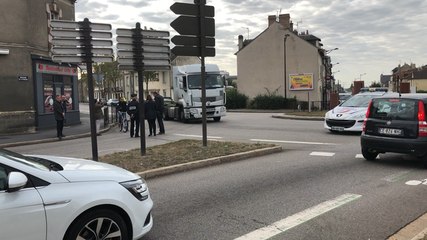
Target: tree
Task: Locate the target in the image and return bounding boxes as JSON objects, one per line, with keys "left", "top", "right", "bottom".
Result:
{"left": 369, "top": 81, "right": 382, "bottom": 87}
{"left": 144, "top": 71, "right": 159, "bottom": 96}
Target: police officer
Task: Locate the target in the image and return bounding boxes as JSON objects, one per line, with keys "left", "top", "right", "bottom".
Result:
{"left": 127, "top": 94, "right": 139, "bottom": 138}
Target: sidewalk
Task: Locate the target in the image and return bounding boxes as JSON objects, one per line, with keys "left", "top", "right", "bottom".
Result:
{"left": 0, "top": 113, "right": 112, "bottom": 148}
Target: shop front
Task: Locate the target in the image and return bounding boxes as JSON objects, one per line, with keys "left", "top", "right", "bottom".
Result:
{"left": 34, "top": 60, "right": 80, "bottom": 129}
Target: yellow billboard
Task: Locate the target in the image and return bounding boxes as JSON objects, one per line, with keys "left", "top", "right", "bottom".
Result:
{"left": 289, "top": 73, "right": 314, "bottom": 90}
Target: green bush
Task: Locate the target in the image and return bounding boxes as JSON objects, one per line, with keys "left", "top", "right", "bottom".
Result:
{"left": 248, "top": 94, "right": 298, "bottom": 109}
{"left": 226, "top": 88, "right": 248, "bottom": 109}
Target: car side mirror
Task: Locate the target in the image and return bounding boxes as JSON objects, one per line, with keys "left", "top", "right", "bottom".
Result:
{"left": 7, "top": 172, "right": 28, "bottom": 192}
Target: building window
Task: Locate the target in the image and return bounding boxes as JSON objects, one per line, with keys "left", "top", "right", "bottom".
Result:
{"left": 43, "top": 74, "right": 74, "bottom": 113}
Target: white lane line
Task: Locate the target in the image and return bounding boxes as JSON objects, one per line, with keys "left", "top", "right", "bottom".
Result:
{"left": 174, "top": 133, "right": 223, "bottom": 139}
{"left": 250, "top": 139, "right": 337, "bottom": 145}
{"left": 310, "top": 152, "right": 335, "bottom": 157}
{"left": 234, "top": 193, "right": 362, "bottom": 240}
{"left": 382, "top": 171, "right": 411, "bottom": 183}
{"left": 355, "top": 154, "right": 380, "bottom": 159}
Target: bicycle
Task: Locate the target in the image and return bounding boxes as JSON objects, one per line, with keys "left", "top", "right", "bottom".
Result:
{"left": 118, "top": 111, "right": 128, "bottom": 133}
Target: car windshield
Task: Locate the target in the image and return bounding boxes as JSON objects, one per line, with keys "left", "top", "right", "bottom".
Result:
{"left": 187, "top": 74, "right": 224, "bottom": 89}
{"left": 340, "top": 94, "right": 380, "bottom": 108}
{"left": 0, "top": 149, "right": 49, "bottom": 171}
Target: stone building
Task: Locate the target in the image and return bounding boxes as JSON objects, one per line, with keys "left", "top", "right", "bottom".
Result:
{"left": 0, "top": 0, "right": 78, "bottom": 133}
{"left": 236, "top": 14, "right": 335, "bottom": 109}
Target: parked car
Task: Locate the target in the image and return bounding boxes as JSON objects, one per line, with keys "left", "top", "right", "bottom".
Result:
{"left": 163, "top": 97, "right": 175, "bottom": 120}
{"left": 361, "top": 93, "right": 427, "bottom": 167}
{"left": 0, "top": 149, "right": 153, "bottom": 240}
{"left": 324, "top": 91, "right": 390, "bottom": 132}
{"left": 107, "top": 98, "right": 119, "bottom": 106}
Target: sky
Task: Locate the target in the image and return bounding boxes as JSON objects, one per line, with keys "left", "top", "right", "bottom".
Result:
{"left": 75, "top": 0, "right": 427, "bottom": 88}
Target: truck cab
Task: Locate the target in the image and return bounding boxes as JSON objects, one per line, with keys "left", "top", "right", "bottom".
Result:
{"left": 165, "top": 64, "right": 226, "bottom": 122}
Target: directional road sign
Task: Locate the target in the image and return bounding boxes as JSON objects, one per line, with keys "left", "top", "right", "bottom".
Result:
{"left": 170, "top": 16, "right": 215, "bottom": 36}
{"left": 116, "top": 29, "right": 169, "bottom": 38}
{"left": 171, "top": 35, "right": 215, "bottom": 47}
{"left": 50, "top": 29, "right": 112, "bottom": 39}
{"left": 116, "top": 36, "right": 169, "bottom": 46}
{"left": 52, "top": 55, "right": 113, "bottom": 63}
{"left": 50, "top": 20, "right": 112, "bottom": 31}
{"left": 171, "top": 46, "right": 215, "bottom": 57}
{"left": 52, "top": 47, "right": 113, "bottom": 55}
{"left": 170, "top": 2, "right": 214, "bottom": 17}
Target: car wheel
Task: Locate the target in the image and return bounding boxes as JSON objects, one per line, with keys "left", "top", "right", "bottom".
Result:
{"left": 213, "top": 117, "right": 221, "bottom": 122}
{"left": 64, "top": 209, "right": 129, "bottom": 240}
{"left": 362, "top": 147, "right": 378, "bottom": 161}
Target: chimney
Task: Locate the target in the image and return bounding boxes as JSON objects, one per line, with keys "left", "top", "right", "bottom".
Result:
{"left": 268, "top": 14, "right": 291, "bottom": 29}
{"left": 238, "top": 35, "right": 244, "bottom": 50}
{"left": 268, "top": 15, "right": 276, "bottom": 26}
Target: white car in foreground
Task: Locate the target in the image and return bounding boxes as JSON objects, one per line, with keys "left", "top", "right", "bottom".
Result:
{"left": 0, "top": 149, "right": 153, "bottom": 240}
{"left": 324, "top": 91, "right": 389, "bottom": 132}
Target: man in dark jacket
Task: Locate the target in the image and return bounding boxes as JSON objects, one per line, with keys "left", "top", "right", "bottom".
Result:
{"left": 127, "top": 94, "right": 139, "bottom": 137}
{"left": 153, "top": 91, "right": 165, "bottom": 134}
{"left": 144, "top": 95, "right": 157, "bottom": 136}
{"left": 53, "top": 95, "right": 65, "bottom": 140}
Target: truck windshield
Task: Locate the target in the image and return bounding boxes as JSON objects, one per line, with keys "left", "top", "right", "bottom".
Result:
{"left": 187, "top": 74, "right": 224, "bottom": 89}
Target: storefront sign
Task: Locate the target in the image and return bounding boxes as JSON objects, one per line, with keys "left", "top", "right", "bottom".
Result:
{"left": 36, "top": 63, "right": 77, "bottom": 76}
{"left": 290, "top": 73, "right": 314, "bottom": 90}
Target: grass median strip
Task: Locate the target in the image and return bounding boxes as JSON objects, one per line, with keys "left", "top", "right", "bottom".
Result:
{"left": 99, "top": 139, "right": 277, "bottom": 173}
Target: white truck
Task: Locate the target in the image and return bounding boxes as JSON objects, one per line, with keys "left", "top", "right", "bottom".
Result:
{"left": 164, "top": 64, "right": 226, "bottom": 122}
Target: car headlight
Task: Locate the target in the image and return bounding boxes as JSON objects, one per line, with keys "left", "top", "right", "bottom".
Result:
{"left": 120, "top": 179, "right": 149, "bottom": 201}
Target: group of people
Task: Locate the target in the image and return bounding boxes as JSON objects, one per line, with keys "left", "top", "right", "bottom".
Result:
{"left": 117, "top": 91, "right": 165, "bottom": 138}
{"left": 53, "top": 95, "right": 70, "bottom": 140}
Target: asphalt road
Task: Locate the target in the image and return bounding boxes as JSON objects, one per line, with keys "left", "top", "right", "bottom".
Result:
{"left": 7, "top": 112, "right": 427, "bottom": 240}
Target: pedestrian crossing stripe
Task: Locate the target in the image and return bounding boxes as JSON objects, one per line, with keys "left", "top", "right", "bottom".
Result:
{"left": 310, "top": 152, "right": 335, "bottom": 157}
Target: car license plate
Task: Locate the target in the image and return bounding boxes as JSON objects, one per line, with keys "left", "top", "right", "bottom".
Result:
{"left": 378, "top": 128, "right": 403, "bottom": 136}
{"left": 331, "top": 126, "right": 344, "bottom": 131}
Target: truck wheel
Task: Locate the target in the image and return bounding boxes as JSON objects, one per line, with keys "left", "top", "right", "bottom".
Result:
{"left": 213, "top": 117, "right": 221, "bottom": 122}
{"left": 163, "top": 111, "right": 170, "bottom": 121}
{"left": 361, "top": 147, "right": 378, "bottom": 161}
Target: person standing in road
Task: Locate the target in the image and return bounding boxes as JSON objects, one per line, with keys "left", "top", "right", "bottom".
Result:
{"left": 127, "top": 94, "right": 140, "bottom": 138}
{"left": 144, "top": 94, "right": 157, "bottom": 136}
{"left": 61, "top": 95, "right": 69, "bottom": 125}
{"left": 53, "top": 95, "right": 65, "bottom": 140}
{"left": 153, "top": 91, "right": 165, "bottom": 134}
{"left": 94, "top": 99, "right": 104, "bottom": 136}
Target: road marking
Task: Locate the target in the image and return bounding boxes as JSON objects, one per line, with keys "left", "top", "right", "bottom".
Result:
{"left": 250, "top": 139, "right": 337, "bottom": 145}
{"left": 234, "top": 193, "right": 362, "bottom": 240}
{"left": 174, "top": 133, "right": 223, "bottom": 139}
{"left": 356, "top": 154, "right": 380, "bottom": 159}
{"left": 310, "top": 152, "right": 335, "bottom": 157}
{"left": 382, "top": 171, "right": 411, "bottom": 182}
{"left": 406, "top": 179, "right": 427, "bottom": 186}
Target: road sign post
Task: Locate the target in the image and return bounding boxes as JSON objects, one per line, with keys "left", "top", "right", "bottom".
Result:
{"left": 170, "top": 0, "right": 216, "bottom": 147}
{"left": 116, "top": 23, "right": 170, "bottom": 156}
{"left": 50, "top": 18, "right": 113, "bottom": 161}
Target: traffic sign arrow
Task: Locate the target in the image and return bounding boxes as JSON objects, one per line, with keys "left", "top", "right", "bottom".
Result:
{"left": 51, "top": 20, "right": 112, "bottom": 31}
{"left": 117, "top": 58, "right": 170, "bottom": 66}
{"left": 171, "top": 35, "right": 215, "bottom": 47}
{"left": 52, "top": 47, "right": 113, "bottom": 55}
{"left": 50, "top": 29, "right": 112, "bottom": 39}
{"left": 116, "top": 29, "right": 170, "bottom": 38}
{"left": 116, "top": 36, "right": 169, "bottom": 46}
{"left": 117, "top": 50, "right": 169, "bottom": 59}
{"left": 171, "top": 46, "right": 215, "bottom": 57}
{"left": 117, "top": 44, "right": 170, "bottom": 53}
{"left": 52, "top": 38, "right": 113, "bottom": 47}
{"left": 170, "top": 2, "right": 214, "bottom": 17}
{"left": 52, "top": 55, "right": 113, "bottom": 63}
{"left": 170, "top": 16, "right": 215, "bottom": 36}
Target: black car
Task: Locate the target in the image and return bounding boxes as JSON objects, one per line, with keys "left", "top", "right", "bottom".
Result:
{"left": 361, "top": 93, "right": 427, "bottom": 167}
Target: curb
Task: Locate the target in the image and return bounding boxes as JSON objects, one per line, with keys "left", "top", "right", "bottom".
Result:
{"left": 136, "top": 146, "right": 283, "bottom": 179}
{"left": 272, "top": 114, "right": 324, "bottom": 121}
{"left": 388, "top": 211, "right": 427, "bottom": 240}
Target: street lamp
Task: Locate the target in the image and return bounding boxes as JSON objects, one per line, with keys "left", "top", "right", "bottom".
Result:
{"left": 325, "top": 47, "right": 339, "bottom": 54}
{"left": 283, "top": 33, "right": 290, "bottom": 99}
{"left": 359, "top": 72, "right": 367, "bottom": 81}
